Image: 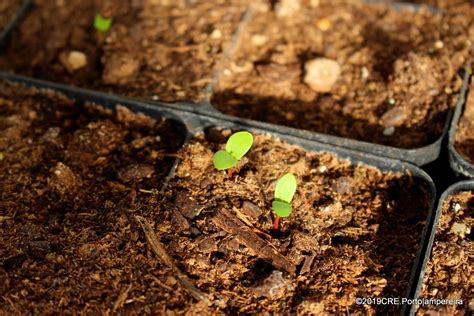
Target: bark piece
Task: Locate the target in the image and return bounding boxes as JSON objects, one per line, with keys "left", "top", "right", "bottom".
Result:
{"left": 135, "top": 215, "right": 211, "bottom": 305}
{"left": 212, "top": 209, "right": 296, "bottom": 275}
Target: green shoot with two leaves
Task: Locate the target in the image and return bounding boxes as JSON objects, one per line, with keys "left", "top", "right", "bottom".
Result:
{"left": 272, "top": 173, "right": 297, "bottom": 231}
{"left": 213, "top": 131, "right": 253, "bottom": 177}
{"left": 94, "top": 14, "right": 113, "bottom": 33}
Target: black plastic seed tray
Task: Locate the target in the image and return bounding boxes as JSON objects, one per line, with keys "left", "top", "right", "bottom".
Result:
{"left": 144, "top": 1, "right": 463, "bottom": 167}
{"left": 407, "top": 180, "right": 474, "bottom": 315}
{"left": 448, "top": 65, "right": 473, "bottom": 178}
{"left": 0, "top": 1, "right": 459, "bottom": 167}
{"left": 0, "top": 0, "right": 31, "bottom": 50}
{"left": 0, "top": 72, "right": 437, "bottom": 315}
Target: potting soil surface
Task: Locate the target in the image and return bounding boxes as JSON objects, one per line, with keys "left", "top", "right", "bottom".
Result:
{"left": 417, "top": 190, "right": 473, "bottom": 315}
{"left": 212, "top": 0, "right": 472, "bottom": 149}
{"left": 0, "top": 0, "right": 245, "bottom": 102}
{"left": 0, "top": 80, "right": 185, "bottom": 314}
{"left": 152, "top": 129, "right": 432, "bottom": 314}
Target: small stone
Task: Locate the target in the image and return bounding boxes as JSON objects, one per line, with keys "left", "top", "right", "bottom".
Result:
{"left": 380, "top": 107, "right": 406, "bottom": 127}
{"left": 383, "top": 126, "right": 395, "bottom": 136}
{"left": 61, "top": 51, "right": 87, "bottom": 72}
{"left": 361, "top": 66, "right": 369, "bottom": 79}
{"left": 304, "top": 58, "right": 341, "bottom": 92}
{"left": 434, "top": 40, "right": 444, "bottom": 49}
{"left": 318, "top": 165, "right": 327, "bottom": 173}
{"left": 210, "top": 29, "right": 222, "bottom": 39}
{"left": 251, "top": 34, "right": 268, "bottom": 46}
{"left": 275, "top": 0, "right": 301, "bottom": 17}
{"left": 117, "top": 163, "right": 154, "bottom": 182}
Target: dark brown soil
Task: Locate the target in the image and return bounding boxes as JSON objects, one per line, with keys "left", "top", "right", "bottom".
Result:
{"left": 0, "top": 0, "right": 245, "bottom": 102}
{"left": 0, "top": 0, "right": 21, "bottom": 31}
{"left": 211, "top": 0, "right": 471, "bottom": 149}
{"left": 0, "top": 0, "right": 132, "bottom": 87}
{"left": 148, "top": 129, "right": 432, "bottom": 314}
{"left": 99, "top": 1, "right": 246, "bottom": 102}
{"left": 417, "top": 190, "right": 473, "bottom": 315}
{"left": 455, "top": 79, "right": 474, "bottom": 164}
{"left": 0, "top": 80, "right": 186, "bottom": 314}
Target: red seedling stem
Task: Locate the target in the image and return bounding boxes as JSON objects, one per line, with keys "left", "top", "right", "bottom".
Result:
{"left": 227, "top": 168, "right": 233, "bottom": 178}
{"left": 273, "top": 215, "right": 280, "bottom": 232}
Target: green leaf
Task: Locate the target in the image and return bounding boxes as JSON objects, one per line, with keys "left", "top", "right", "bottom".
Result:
{"left": 274, "top": 173, "right": 297, "bottom": 203}
{"left": 272, "top": 200, "right": 292, "bottom": 217}
{"left": 94, "top": 14, "right": 113, "bottom": 33}
{"left": 226, "top": 131, "right": 253, "bottom": 160}
{"left": 213, "top": 150, "right": 238, "bottom": 170}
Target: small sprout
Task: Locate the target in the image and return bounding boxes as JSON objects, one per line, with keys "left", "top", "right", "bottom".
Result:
{"left": 213, "top": 131, "right": 253, "bottom": 177}
{"left": 272, "top": 173, "right": 297, "bottom": 231}
{"left": 94, "top": 14, "right": 113, "bottom": 33}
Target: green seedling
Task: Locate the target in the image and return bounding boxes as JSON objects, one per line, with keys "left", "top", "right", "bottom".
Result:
{"left": 213, "top": 131, "right": 253, "bottom": 177}
{"left": 272, "top": 173, "right": 297, "bottom": 231}
{"left": 94, "top": 14, "right": 113, "bottom": 33}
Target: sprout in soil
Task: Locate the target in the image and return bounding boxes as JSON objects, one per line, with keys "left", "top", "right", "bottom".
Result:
{"left": 213, "top": 131, "right": 253, "bottom": 177}
{"left": 272, "top": 173, "right": 297, "bottom": 232}
{"left": 94, "top": 14, "right": 113, "bottom": 33}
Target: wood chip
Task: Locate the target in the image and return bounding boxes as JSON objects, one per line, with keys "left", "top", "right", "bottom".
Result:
{"left": 212, "top": 209, "right": 296, "bottom": 275}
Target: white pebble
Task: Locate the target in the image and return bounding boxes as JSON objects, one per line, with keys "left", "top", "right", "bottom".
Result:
{"left": 304, "top": 58, "right": 341, "bottom": 92}
{"left": 383, "top": 126, "right": 395, "bottom": 136}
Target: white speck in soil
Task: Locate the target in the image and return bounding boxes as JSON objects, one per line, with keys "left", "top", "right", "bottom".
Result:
{"left": 434, "top": 40, "right": 444, "bottom": 49}
{"left": 253, "top": 271, "right": 294, "bottom": 299}
{"left": 383, "top": 126, "right": 395, "bottom": 136}
{"left": 453, "top": 203, "right": 462, "bottom": 213}
{"left": 361, "top": 66, "right": 369, "bottom": 79}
